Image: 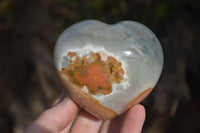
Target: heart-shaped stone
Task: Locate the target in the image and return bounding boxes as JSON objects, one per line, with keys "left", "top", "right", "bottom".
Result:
{"left": 53, "top": 20, "right": 163, "bottom": 120}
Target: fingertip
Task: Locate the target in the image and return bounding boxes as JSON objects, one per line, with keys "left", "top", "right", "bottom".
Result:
{"left": 32, "top": 97, "right": 78, "bottom": 133}
{"left": 129, "top": 104, "right": 146, "bottom": 120}
{"left": 52, "top": 91, "right": 68, "bottom": 106}
{"left": 121, "top": 104, "right": 146, "bottom": 133}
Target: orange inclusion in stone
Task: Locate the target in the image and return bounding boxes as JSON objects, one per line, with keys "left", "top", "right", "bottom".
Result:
{"left": 75, "top": 63, "right": 110, "bottom": 91}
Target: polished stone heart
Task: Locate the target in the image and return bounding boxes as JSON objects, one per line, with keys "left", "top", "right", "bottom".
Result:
{"left": 53, "top": 20, "right": 163, "bottom": 120}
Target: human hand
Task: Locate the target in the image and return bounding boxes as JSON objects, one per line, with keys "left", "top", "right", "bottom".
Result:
{"left": 24, "top": 92, "right": 145, "bottom": 133}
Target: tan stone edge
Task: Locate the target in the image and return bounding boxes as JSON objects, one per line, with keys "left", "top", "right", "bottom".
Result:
{"left": 56, "top": 69, "right": 118, "bottom": 120}
{"left": 122, "top": 87, "right": 153, "bottom": 112}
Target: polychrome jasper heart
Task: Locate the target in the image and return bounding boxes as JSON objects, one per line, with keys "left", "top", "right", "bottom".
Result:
{"left": 53, "top": 20, "right": 163, "bottom": 120}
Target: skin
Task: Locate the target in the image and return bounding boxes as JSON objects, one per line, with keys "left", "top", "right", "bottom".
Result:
{"left": 24, "top": 92, "right": 145, "bottom": 133}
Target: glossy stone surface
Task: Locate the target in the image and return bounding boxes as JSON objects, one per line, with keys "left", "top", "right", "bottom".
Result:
{"left": 53, "top": 20, "right": 164, "bottom": 119}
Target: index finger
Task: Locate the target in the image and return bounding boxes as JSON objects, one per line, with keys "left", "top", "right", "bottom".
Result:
{"left": 24, "top": 97, "right": 78, "bottom": 133}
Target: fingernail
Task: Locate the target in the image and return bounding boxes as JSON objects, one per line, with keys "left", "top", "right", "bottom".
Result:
{"left": 52, "top": 98, "right": 61, "bottom": 106}
{"left": 52, "top": 91, "right": 68, "bottom": 106}
{"left": 60, "top": 97, "right": 67, "bottom": 104}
